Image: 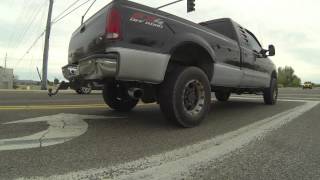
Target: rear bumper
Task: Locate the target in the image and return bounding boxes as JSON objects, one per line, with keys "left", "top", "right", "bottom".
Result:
{"left": 62, "top": 53, "right": 118, "bottom": 80}
{"left": 63, "top": 47, "right": 170, "bottom": 84}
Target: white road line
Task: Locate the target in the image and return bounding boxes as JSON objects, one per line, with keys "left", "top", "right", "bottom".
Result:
{"left": 279, "top": 97, "right": 320, "bottom": 101}
{"left": 279, "top": 93, "right": 320, "bottom": 97}
{"left": 0, "top": 114, "right": 124, "bottom": 151}
{"left": 230, "top": 96, "right": 320, "bottom": 102}
{"left": 23, "top": 101, "right": 319, "bottom": 180}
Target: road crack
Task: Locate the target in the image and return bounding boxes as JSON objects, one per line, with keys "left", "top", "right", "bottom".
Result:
{"left": 62, "top": 119, "right": 66, "bottom": 129}
{"left": 39, "top": 130, "right": 50, "bottom": 148}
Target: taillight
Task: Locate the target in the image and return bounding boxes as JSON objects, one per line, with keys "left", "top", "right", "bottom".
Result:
{"left": 106, "top": 9, "right": 121, "bottom": 40}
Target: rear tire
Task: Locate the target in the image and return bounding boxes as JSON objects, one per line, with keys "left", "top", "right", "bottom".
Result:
{"left": 103, "top": 82, "right": 138, "bottom": 112}
{"left": 263, "top": 78, "right": 278, "bottom": 105}
{"left": 159, "top": 66, "right": 211, "bottom": 128}
{"left": 215, "top": 91, "right": 231, "bottom": 102}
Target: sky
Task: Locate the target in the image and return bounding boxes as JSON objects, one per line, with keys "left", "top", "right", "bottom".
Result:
{"left": 0, "top": 0, "right": 319, "bottom": 83}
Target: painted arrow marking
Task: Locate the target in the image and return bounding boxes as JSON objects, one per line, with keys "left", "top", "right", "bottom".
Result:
{"left": 0, "top": 113, "right": 125, "bottom": 151}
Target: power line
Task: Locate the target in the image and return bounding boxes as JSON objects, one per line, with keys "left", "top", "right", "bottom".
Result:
{"left": 23, "top": 4, "right": 48, "bottom": 51}
{"left": 23, "top": 8, "right": 47, "bottom": 76}
{"left": 16, "top": 0, "right": 93, "bottom": 68}
{"left": 10, "top": 0, "right": 42, "bottom": 48}
{"left": 7, "top": 0, "right": 43, "bottom": 68}
{"left": 52, "top": 0, "right": 91, "bottom": 24}
{"left": 52, "top": 0, "right": 82, "bottom": 22}
{"left": 13, "top": 1, "right": 47, "bottom": 50}
{"left": 15, "top": 30, "right": 45, "bottom": 66}
{"left": 6, "top": 0, "right": 34, "bottom": 50}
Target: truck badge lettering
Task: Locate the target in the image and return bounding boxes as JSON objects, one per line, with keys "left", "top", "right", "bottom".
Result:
{"left": 130, "top": 12, "right": 164, "bottom": 29}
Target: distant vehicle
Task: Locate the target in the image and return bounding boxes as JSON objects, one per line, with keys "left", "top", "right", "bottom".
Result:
{"left": 302, "top": 82, "right": 313, "bottom": 89}
{"left": 59, "top": 0, "right": 277, "bottom": 127}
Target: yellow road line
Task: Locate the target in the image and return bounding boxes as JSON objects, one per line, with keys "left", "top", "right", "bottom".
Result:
{"left": 0, "top": 103, "right": 154, "bottom": 110}
{"left": 0, "top": 104, "right": 107, "bottom": 110}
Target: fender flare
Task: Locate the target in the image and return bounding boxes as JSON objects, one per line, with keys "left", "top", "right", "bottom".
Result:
{"left": 167, "top": 33, "right": 217, "bottom": 63}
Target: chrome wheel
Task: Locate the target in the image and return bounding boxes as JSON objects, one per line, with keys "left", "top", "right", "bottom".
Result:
{"left": 159, "top": 66, "right": 211, "bottom": 127}
{"left": 182, "top": 80, "right": 205, "bottom": 116}
{"left": 273, "top": 85, "right": 278, "bottom": 101}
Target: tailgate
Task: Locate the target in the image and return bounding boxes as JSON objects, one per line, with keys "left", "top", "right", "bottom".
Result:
{"left": 68, "top": 4, "right": 111, "bottom": 64}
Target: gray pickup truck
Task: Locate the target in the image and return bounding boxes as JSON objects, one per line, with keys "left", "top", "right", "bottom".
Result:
{"left": 61, "top": 0, "right": 277, "bottom": 127}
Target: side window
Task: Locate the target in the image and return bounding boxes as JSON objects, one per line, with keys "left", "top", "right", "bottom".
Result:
{"left": 238, "top": 26, "right": 250, "bottom": 47}
{"left": 246, "top": 32, "right": 262, "bottom": 52}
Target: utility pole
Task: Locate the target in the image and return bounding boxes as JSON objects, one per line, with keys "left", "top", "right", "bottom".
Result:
{"left": 4, "top": 52, "right": 7, "bottom": 69}
{"left": 36, "top": 67, "right": 42, "bottom": 82}
{"left": 41, "top": 0, "right": 54, "bottom": 90}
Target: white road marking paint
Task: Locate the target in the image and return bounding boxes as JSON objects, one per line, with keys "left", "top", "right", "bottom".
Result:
{"left": 279, "top": 93, "right": 320, "bottom": 97}
{"left": 0, "top": 114, "right": 124, "bottom": 151}
{"left": 280, "top": 97, "right": 320, "bottom": 101}
{"left": 27, "top": 101, "right": 319, "bottom": 180}
{"left": 230, "top": 96, "right": 320, "bottom": 102}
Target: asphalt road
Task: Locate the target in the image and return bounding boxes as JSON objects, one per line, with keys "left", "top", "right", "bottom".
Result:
{"left": 0, "top": 88, "right": 319, "bottom": 179}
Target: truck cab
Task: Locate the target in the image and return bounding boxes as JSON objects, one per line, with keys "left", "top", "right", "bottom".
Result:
{"left": 200, "top": 18, "right": 276, "bottom": 89}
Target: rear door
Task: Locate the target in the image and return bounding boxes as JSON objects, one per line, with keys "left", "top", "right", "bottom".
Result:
{"left": 238, "top": 27, "right": 269, "bottom": 87}
{"left": 202, "top": 20, "right": 243, "bottom": 87}
{"left": 245, "top": 31, "right": 270, "bottom": 87}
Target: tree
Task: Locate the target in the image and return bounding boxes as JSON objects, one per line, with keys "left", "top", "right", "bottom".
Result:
{"left": 292, "top": 75, "right": 301, "bottom": 87}
{"left": 53, "top": 78, "right": 60, "bottom": 85}
{"left": 278, "top": 66, "right": 301, "bottom": 87}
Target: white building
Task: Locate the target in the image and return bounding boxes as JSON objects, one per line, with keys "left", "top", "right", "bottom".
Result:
{"left": 0, "top": 67, "right": 14, "bottom": 89}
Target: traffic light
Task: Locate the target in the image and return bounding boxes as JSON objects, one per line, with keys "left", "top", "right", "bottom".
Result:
{"left": 187, "top": 0, "right": 195, "bottom": 12}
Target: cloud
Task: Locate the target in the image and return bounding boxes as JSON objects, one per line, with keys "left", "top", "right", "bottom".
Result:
{"left": 1, "top": 0, "right": 319, "bottom": 83}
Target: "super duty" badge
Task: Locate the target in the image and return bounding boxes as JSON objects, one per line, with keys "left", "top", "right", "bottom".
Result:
{"left": 129, "top": 12, "right": 164, "bottom": 29}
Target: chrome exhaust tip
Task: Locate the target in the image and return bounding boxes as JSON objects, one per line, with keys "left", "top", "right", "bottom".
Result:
{"left": 128, "top": 88, "right": 143, "bottom": 99}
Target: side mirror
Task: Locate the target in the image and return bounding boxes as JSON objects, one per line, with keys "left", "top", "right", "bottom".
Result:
{"left": 268, "top": 45, "right": 275, "bottom": 56}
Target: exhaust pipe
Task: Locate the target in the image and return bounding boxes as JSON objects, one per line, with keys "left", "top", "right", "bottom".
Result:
{"left": 128, "top": 88, "right": 143, "bottom": 99}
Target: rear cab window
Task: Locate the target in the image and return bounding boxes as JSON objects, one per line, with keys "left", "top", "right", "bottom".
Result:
{"left": 200, "top": 19, "right": 238, "bottom": 41}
